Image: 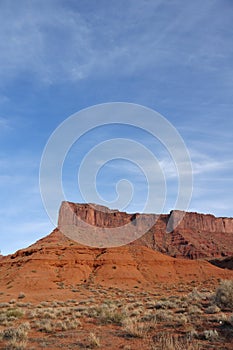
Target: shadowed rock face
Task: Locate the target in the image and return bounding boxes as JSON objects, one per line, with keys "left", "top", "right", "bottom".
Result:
{"left": 209, "top": 256, "right": 233, "bottom": 270}
{"left": 58, "top": 202, "right": 233, "bottom": 259}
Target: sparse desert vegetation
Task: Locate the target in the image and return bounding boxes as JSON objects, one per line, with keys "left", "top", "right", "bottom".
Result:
{"left": 0, "top": 280, "right": 232, "bottom": 349}
{"left": 214, "top": 279, "right": 233, "bottom": 309}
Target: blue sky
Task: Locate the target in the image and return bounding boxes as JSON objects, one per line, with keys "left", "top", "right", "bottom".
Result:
{"left": 0, "top": 0, "right": 233, "bottom": 255}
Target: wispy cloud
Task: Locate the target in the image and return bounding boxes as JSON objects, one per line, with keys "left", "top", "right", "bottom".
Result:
{"left": 0, "top": 219, "right": 54, "bottom": 256}
{"left": 0, "top": 0, "right": 231, "bottom": 86}
{"left": 0, "top": 0, "right": 233, "bottom": 253}
{"left": 0, "top": 2, "right": 93, "bottom": 84}
{"left": 0, "top": 117, "right": 10, "bottom": 131}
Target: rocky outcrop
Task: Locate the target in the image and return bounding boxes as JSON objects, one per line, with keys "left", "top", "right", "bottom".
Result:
{"left": 168, "top": 210, "right": 233, "bottom": 234}
{"left": 58, "top": 201, "right": 157, "bottom": 229}
{"left": 58, "top": 202, "right": 233, "bottom": 260}
{"left": 58, "top": 201, "right": 135, "bottom": 228}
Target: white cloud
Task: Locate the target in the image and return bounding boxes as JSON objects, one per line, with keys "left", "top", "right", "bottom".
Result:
{"left": 189, "top": 148, "right": 233, "bottom": 175}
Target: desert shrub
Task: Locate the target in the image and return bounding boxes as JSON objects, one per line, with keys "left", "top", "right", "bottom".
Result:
{"left": 129, "top": 308, "right": 142, "bottom": 317}
{"left": 40, "top": 308, "right": 57, "bottom": 319}
{"left": 204, "top": 305, "right": 220, "bottom": 314}
{"left": 154, "top": 301, "right": 169, "bottom": 309}
{"left": 151, "top": 332, "right": 200, "bottom": 350}
{"left": 187, "top": 305, "right": 203, "bottom": 315}
{"left": 39, "top": 301, "right": 50, "bottom": 307}
{"left": 18, "top": 292, "right": 25, "bottom": 299}
{"left": 0, "top": 303, "right": 10, "bottom": 308}
{"left": 36, "top": 319, "right": 53, "bottom": 333}
{"left": 2, "top": 322, "right": 30, "bottom": 341}
{"left": 214, "top": 280, "right": 233, "bottom": 309}
{"left": 3, "top": 339, "right": 28, "bottom": 349}
{"left": 187, "top": 288, "right": 203, "bottom": 301}
{"left": 88, "top": 332, "right": 100, "bottom": 348}
{"left": 173, "top": 314, "right": 188, "bottom": 327}
{"left": 155, "top": 310, "right": 173, "bottom": 322}
{"left": 202, "top": 329, "right": 218, "bottom": 340}
{"left": 123, "top": 318, "right": 148, "bottom": 338}
{"left": 16, "top": 303, "right": 31, "bottom": 308}
{"left": 227, "top": 313, "right": 233, "bottom": 327}
{"left": 91, "top": 304, "right": 127, "bottom": 325}
{"left": 6, "top": 309, "right": 24, "bottom": 319}
{"left": 2, "top": 322, "right": 30, "bottom": 349}
{"left": 55, "top": 318, "right": 80, "bottom": 331}
{"left": 141, "top": 312, "right": 157, "bottom": 323}
{"left": 101, "top": 308, "right": 126, "bottom": 325}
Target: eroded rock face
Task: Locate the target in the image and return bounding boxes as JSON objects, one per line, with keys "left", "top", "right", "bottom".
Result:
{"left": 58, "top": 202, "right": 233, "bottom": 259}
{"left": 58, "top": 201, "right": 135, "bottom": 228}
{"left": 168, "top": 210, "right": 233, "bottom": 234}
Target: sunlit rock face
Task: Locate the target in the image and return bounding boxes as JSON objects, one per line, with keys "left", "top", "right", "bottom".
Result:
{"left": 58, "top": 202, "right": 233, "bottom": 259}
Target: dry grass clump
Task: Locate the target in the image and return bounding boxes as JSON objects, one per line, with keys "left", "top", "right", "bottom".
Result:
{"left": 128, "top": 306, "right": 143, "bottom": 317}
{"left": 36, "top": 318, "right": 53, "bottom": 333}
{"left": 153, "top": 300, "right": 173, "bottom": 310}
{"left": 16, "top": 303, "right": 30, "bottom": 308}
{"left": 88, "top": 332, "right": 100, "bottom": 348}
{"left": 0, "top": 303, "right": 10, "bottom": 308}
{"left": 1, "top": 322, "right": 30, "bottom": 350}
{"left": 6, "top": 309, "right": 24, "bottom": 319}
{"left": 187, "top": 288, "right": 203, "bottom": 302}
{"left": 90, "top": 303, "right": 127, "bottom": 325}
{"left": 202, "top": 329, "right": 218, "bottom": 340}
{"left": 154, "top": 310, "right": 173, "bottom": 323}
{"left": 39, "top": 308, "right": 57, "bottom": 319}
{"left": 123, "top": 317, "right": 149, "bottom": 338}
{"left": 0, "top": 308, "right": 25, "bottom": 326}
{"left": 35, "top": 315, "right": 80, "bottom": 333}
{"left": 214, "top": 279, "right": 233, "bottom": 309}
{"left": 54, "top": 318, "right": 81, "bottom": 331}
{"left": 204, "top": 305, "right": 220, "bottom": 314}
{"left": 169, "top": 315, "right": 188, "bottom": 328}
{"left": 151, "top": 332, "right": 200, "bottom": 350}
{"left": 187, "top": 305, "right": 203, "bottom": 316}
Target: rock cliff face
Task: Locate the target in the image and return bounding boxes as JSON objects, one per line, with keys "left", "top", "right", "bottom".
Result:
{"left": 58, "top": 202, "right": 233, "bottom": 259}
{"left": 168, "top": 210, "right": 233, "bottom": 234}
{"left": 58, "top": 201, "right": 157, "bottom": 228}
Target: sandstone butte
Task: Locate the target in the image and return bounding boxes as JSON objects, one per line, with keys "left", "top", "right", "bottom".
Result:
{"left": 0, "top": 201, "right": 232, "bottom": 301}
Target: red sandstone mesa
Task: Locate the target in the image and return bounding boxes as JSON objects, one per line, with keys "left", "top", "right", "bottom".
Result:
{"left": 58, "top": 201, "right": 233, "bottom": 259}
{"left": 0, "top": 202, "right": 232, "bottom": 301}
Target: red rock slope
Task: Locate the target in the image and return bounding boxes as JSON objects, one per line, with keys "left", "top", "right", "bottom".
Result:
{"left": 0, "top": 228, "right": 233, "bottom": 302}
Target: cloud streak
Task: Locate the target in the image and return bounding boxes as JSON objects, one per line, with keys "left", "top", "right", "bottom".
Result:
{"left": 0, "top": 0, "right": 232, "bottom": 87}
